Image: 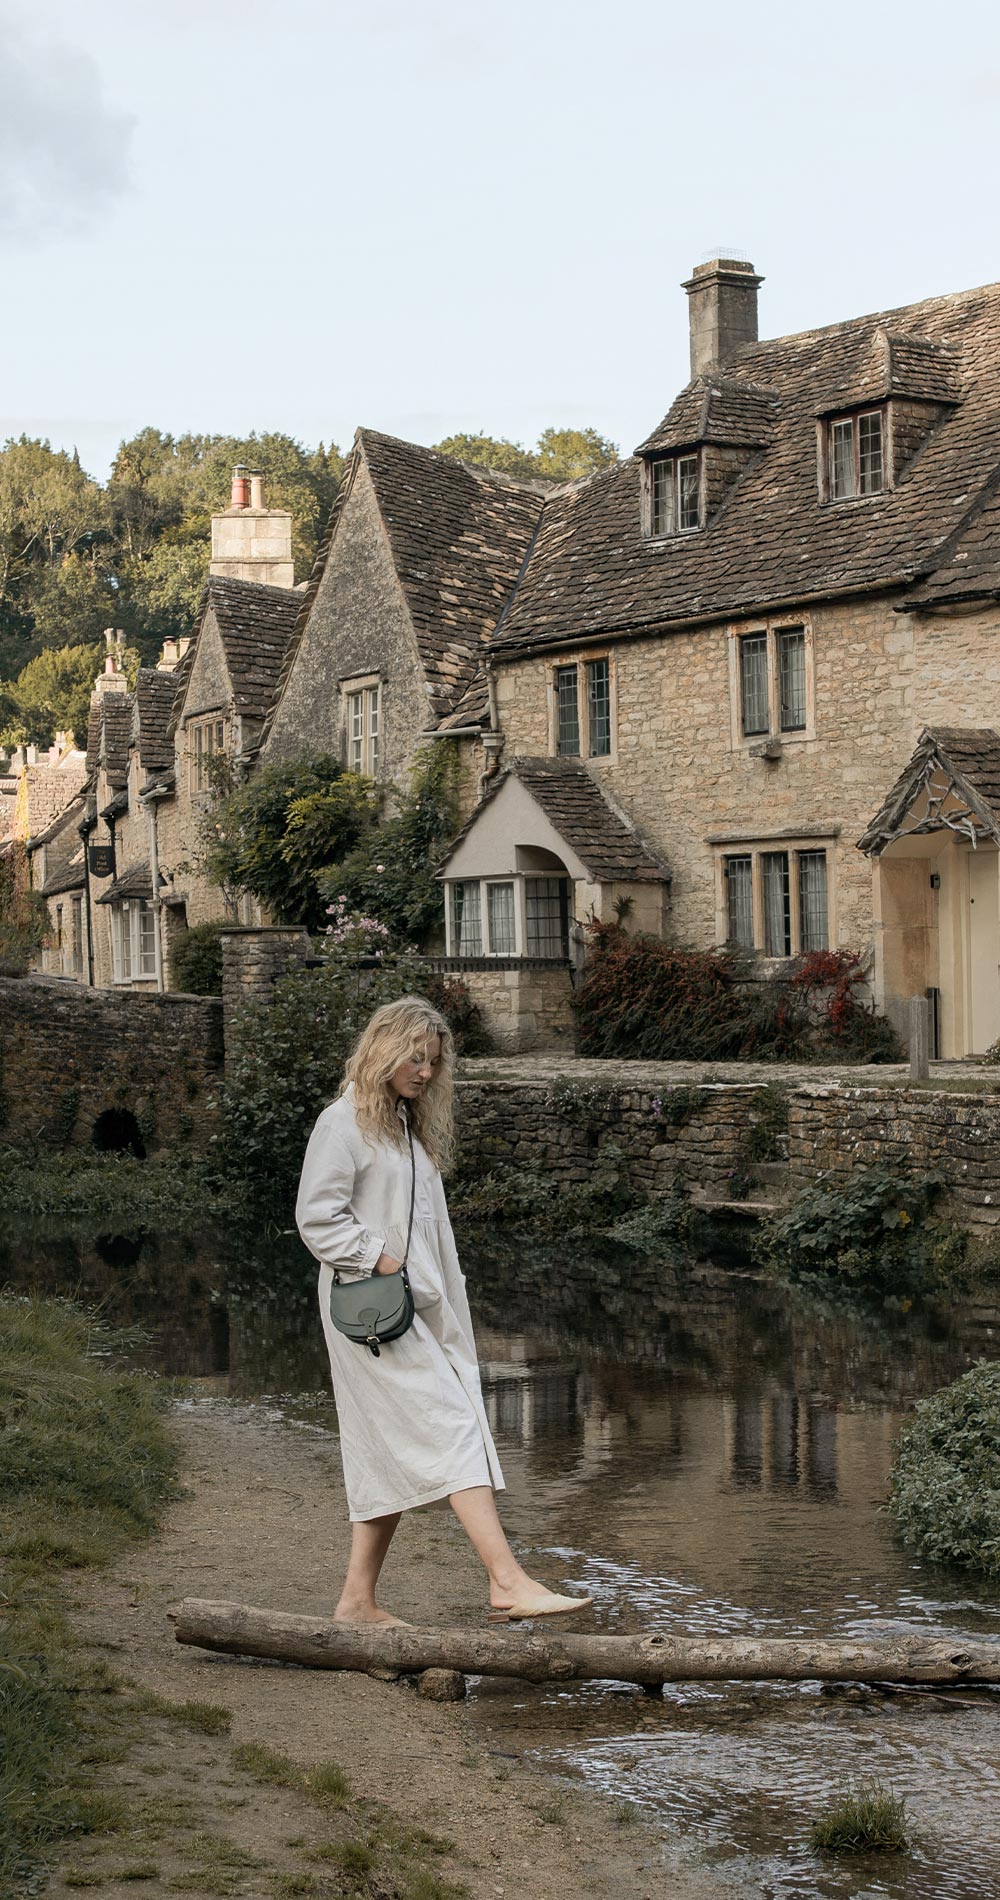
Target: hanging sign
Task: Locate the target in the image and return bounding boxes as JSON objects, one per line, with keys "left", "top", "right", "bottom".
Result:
{"left": 87, "top": 844, "right": 115, "bottom": 878}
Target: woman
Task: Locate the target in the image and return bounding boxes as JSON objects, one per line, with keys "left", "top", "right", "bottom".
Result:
{"left": 296, "top": 994, "right": 591, "bottom": 1627}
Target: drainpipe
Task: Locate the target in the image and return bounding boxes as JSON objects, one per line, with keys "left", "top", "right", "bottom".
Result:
{"left": 79, "top": 814, "right": 96, "bottom": 987}
{"left": 140, "top": 788, "right": 165, "bottom": 993}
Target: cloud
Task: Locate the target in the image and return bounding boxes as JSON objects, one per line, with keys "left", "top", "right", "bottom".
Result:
{"left": 0, "top": 15, "right": 134, "bottom": 245}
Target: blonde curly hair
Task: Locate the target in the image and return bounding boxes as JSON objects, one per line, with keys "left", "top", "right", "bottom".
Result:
{"left": 340, "top": 994, "right": 455, "bottom": 1171}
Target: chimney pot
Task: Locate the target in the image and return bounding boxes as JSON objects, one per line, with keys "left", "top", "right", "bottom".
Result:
{"left": 231, "top": 465, "right": 251, "bottom": 509}
{"left": 682, "top": 256, "right": 763, "bottom": 379}
{"left": 249, "top": 473, "right": 264, "bottom": 510}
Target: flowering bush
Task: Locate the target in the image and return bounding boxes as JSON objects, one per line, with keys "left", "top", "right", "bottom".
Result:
{"left": 321, "top": 895, "right": 393, "bottom": 960}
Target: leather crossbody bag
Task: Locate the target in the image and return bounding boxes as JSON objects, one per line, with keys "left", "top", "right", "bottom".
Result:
{"left": 328, "top": 1108, "right": 416, "bottom": 1358}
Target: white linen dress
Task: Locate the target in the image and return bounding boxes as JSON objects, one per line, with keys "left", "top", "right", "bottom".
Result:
{"left": 296, "top": 1085, "right": 505, "bottom": 1522}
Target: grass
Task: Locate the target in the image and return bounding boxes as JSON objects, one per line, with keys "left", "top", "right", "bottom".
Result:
{"left": 0, "top": 1149, "right": 237, "bottom": 1225}
{"left": 0, "top": 1294, "right": 180, "bottom": 1900}
{"left": 809, "top": 1778, "right": 909, "bottom": 1854}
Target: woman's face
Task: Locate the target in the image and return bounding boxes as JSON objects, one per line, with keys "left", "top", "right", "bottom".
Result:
{"left": 388, "top": 1033, "right": 442, "bottom": 1101}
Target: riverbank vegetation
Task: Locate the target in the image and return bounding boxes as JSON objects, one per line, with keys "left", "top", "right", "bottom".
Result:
{"left": 0, "top": 1295, "right": 178, "bottom": 1896}
{"left": 809, "top": 1779, "right": 909, "bottom": 1854}
{"left": 889, "top": 1361, "right": 1000, "bottom": 1576}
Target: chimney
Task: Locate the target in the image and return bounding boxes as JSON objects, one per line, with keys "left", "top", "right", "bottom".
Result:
{"left": 210, "top": 469, "right": 295, "bottom": 589}
{"left": 94, "top": 630, "right": 129, "bottom": 697}
{"left": 683, "top": 257, "right": 763, "bottom": 379}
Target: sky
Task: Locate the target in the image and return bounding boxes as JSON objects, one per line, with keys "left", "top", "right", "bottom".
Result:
{"left": 2, "top": 0, "right": 1000, "bottom": 483}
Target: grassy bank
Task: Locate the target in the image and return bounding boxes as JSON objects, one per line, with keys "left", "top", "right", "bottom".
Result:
{"left": 0, "top": 1148, "right": 238, "bottom": 1226}
{"left": 0, "top": 1295, "right": 179, "bottom": 1898}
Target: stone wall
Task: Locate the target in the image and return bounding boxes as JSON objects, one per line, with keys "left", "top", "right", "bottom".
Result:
{"left": 220, "top": 927, "right": 311, "bottom": 1072}
{"left": 422, "top": 957, "right": 575, "bottom": 1052}
{"left": 453, "top": 1076, "right": 768, "bottom": 1194}
{"left": 0, "top": 975, "right": 223, "bottom": 1152}
{"left": 788, "top": 1085, "right": 1000, "bottom": 1228}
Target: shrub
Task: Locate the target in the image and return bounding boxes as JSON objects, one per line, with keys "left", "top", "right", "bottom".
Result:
{"left": 809, "top": 1779, "right": 908, "bottom": 1854}
{"left": 167, "top": 921, "right": 226, "bottom": 995}
{"left": 888, "top": 1361, "right": 1000, "bottom": 1575}
{"left": 218, "top": 948, "right": 428, "bottom": 1200}
{"left": 318, "top": 742, "right": 462, "bottom": 944}
{"left": 421, "top": 974, "right": 494, "bottom": 1055}
{"left": 755, "top": 1165, "right": 972, "bottom": 1304}
{"left": 203, "top": 753, "right": 380, "bottom": 929}
{"left": 789, "top": 950, "right": 902, "bottom": 1062}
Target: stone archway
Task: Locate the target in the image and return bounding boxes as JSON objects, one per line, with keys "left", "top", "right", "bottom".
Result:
{"left": 92, "top": 1108, "right": 146, "bottom": 1158}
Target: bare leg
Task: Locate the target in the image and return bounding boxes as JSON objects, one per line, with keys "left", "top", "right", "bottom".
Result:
{"left": 334, "top": 1512, "right": 406, "bottom": 1625}
{"left": 448, "top": 1486, "right": 591, "bottom": 1615}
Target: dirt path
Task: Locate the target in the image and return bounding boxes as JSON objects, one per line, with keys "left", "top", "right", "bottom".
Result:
{"left": 49, "top": 1390, "right": 740, "bottom": 1900}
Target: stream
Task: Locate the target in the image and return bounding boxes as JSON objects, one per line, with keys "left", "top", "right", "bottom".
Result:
{"left": 4, "top": 1217, "right": 999, "bottom": 1900}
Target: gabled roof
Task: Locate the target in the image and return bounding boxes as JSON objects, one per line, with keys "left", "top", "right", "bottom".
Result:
{"left": 636, "top": 376, "right": 779, "bottom": 454}
{"left": 94, "top": 858, "right": 168, "bottom": 904}
{"left": 858, "top": 726, "right": 1000, "bottom": 855}
{"left": 203, "top": 576, "right": 301, "bottom": 725}
{"left": 32, "top": 792, "right": 88, "bottom": 896}
{"left": 490, "top": 279, "right": 1000, "bottom": 655}
{"left": 100, "top": 693, "right": 134, "bottom": 786}
{"left": 437, "top": 754, "right": 670, "bottom": 885}
{"left": 134, "top": 669, "right": 179, "bottom": 774}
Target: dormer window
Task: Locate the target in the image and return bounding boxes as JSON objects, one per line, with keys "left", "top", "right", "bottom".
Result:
{"left": 648, "top": 454, "right": 700, "bottom": 536}
{"left": 827, "top": 409, "right": 884, "bottom": 500}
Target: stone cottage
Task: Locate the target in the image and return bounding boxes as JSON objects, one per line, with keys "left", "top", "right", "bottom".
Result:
{"left": 441, "top": 259, "right": 1000, "bottom": 1056}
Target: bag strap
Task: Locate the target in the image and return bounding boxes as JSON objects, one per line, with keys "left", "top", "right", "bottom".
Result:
{"left": 399, "top": 1104, "right": 416, "bottom": 1280}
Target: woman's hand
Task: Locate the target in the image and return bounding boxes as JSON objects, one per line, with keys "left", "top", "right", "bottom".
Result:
{"left": 373, "top": 1252, "right": 403, "bottom": 1276}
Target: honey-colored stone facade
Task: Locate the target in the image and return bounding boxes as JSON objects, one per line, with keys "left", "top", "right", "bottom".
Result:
{"left": 493, "top": 593, "right": 1000, "bottom": 1032}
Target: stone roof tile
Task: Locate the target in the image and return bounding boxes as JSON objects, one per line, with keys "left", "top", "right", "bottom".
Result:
{"left": 438, "top": 754, "right": 669, "bottom": 885}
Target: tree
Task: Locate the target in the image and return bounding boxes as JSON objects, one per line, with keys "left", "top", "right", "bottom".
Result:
{"left": 7, "top": 643, "right": 102, "bottom": 747}
{"left": 203, "top": 755, "right": 380, "bottom": 929}
{"left": 318, "top": 743, "right": 462, "bottom": 943}
{"left": 433, "top": 425, "right": 618, "bottom": 484}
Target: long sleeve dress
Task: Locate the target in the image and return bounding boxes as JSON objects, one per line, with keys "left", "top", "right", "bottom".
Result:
{"left": 296, "top": 1085, "right": 505, "bottom": 1522}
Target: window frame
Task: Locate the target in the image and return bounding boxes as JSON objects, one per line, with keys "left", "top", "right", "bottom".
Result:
{"left": 645, "top": 453, "right": 702, "bottom": 538}
{"left": 341, "top": 675, "right": 382, "bottom": 776}
{"left": 445, "top": 873, "right": 572, "bottom": 959}
{"left": 547, "top": 651, "right": 617, "bottom": 761}
{"left": 728, "top": 619, "right": 815, "bottom": 749}
{"left": 188, "top": 711, "right": 228, "bottom": 794}
{"left": 716, "top": 839, "right": 834, "bottom": 957}
{"left": 111, "top": 898, "right": 158, "bottom": 984}
{"left": 820, "top": 406, "right": 888, "bottom": 502}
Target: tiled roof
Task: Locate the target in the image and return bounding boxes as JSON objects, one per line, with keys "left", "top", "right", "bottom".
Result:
{"left": 490, "top": 280, "right": 1000, "bottom": 654}
{"left": 434, "top": 668, "right": 490, "bottom": 732}
{"left": 134, "top": 669, "right": 179, "bottom": 774}
{"left": 360, "top": 430, "right": 546, "bottom": 722}
{"left": 101, "top": 693, "right": 134, "bottom": 786}
{"left": 438, "top": 754, "right": 670, "bottom": 884}
{"left": 903, "top": 469, "right": 1000, "bottom": 607}
{"left": 858, "top": 726, "right": 1000, "bottom": 854}
{"left": 205, "top": 577, "right": 301, "bottom": 726}
{"left": 164, "top": 641, "right": 195, "bottom": 741}
{"left": 35, "top": 794, "right": 87, "bottom": 895}
{"left": 636, "top": 376, "right": 778, "bottom": 454}
{"left": 95, "top": 858, "right": 167, "bottom": 904}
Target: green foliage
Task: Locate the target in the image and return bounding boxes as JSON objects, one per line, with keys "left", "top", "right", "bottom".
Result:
{"left": 889, "top": 1361, "right": 1000, "bottom": 1575}
{"left": 433, "top": 425, "right": 618, "bottom": 483}
{"left": 809, "top": 1779, "right": 908, "bottom": 1853}
{"left": 0, "top": 1149, "right": 235, "bottom": 1224}
{"left": 218, "top": 950, "right": 426, "bottom": 1198}
{"left": 2, "top": 640, "right": 102, "bottom": 745}
{"left": 0, "top": 841, "right": 50, "bottom": 972}
{"left": 574, "top": 924, "right": 901, "bottom": 1064}
{"left": 167, "top": 922, "right": 226, "bottom": 996}
{"left": 204, "top": 754, "right": 379, "bottom": 929}
{"left": 0, "top": 1296, "right": 178, "bottom": 1895}
{"left": 609, "top": 1189, "right": 703, "bottom": 1255}
{"left": 318, "top": 742, "right": 462, "bottom": 943}
{"left": 755, "top": 1166, "right": 973, "bottom": 1304}
{"left": 420, "top": 975, "right": 494, "bottom": 1055}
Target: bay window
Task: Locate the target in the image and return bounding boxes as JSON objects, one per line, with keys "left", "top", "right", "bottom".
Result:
{"left": 447, "top": 874, "right": 571, "bottom": 958}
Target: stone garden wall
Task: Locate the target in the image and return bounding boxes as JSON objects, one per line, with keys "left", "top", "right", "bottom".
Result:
{"left": 0, "top": 974, "right": 223, "bottom": 1153}
{"left": 788, "top": 1086, "right": 1000, "bottom": 1229}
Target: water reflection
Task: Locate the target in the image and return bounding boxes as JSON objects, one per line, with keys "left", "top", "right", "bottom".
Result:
{"left": 4, "top": 1214, "right": 1000, "bottom": 1898}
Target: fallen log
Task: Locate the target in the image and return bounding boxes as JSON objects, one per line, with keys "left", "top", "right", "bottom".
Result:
{"left": 170, "top": 1600, "right": 1000, "bottom": 1687}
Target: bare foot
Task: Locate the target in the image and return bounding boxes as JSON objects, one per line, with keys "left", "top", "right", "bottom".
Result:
{"left": 489, "top": 1580, "right": 592, "bottom": 1620}
{"left": 333, "top": 1605, "right": 412, "bottom": 1627}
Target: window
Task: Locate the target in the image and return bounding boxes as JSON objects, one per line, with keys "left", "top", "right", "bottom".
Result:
{"left": 191, "top": 715, "right": 227, "bottom": 792}
{"left": 720, "top": 845, "right": 831, "bottom": 956}
{"left": 733, "top": 622, "right": 812, "bottom": 742}
{"left": 552, "top": 655, "right": 614, "bottom": 759}
{"left": 648, "top": 455, "right": 700, "bottom": 536}
{"left": 827, "top": 410, "right": 884, "bottom": 500}
{"left": 487, "top": 882, "right": 516, "bottom": 954}
{"left": 526, "top": 877, "right": 570, "bottom": 957}
{"left": 450, "top": 881, "right": 482, "bottom": 955}
{"left": 112, "top": 900, "right": 157, "bottom": 982}
{"left": 344, "top": 682, "right": 381, "bottom": 776}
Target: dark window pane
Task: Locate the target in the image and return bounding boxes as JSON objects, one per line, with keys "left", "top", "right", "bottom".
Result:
{"left": 650, "top": 459, "right": 673, "bottom": 536}
{"left": 587, "top": 658, "right": 611, "bottom": 756}
{"left": 762, "top": 852, "right": 791, "bottom": 955}
{"left": 740, "top": 633, "right": 769, "bottom": 735}
{"left": 859, "top": 411, "right": 883, "bottom": 494}
{"left": 725, "top": 856, "right": 754, "bottom": 948}
{"left": 831, "top": 418, "right": 855, "bottom": 499}
{"left": 778, "top": 628, "right": 806, "bottom": 731}
{"left": 556, "top": 665, "right": 580, "bottom": 755}
{"left": 678, "top": 455, "right": 699, "bottom": 531}
{"left": 526, "top": 876, "right": 569, "bottom": 957}
{"left": 452, "top": 881, "right": 482, "bottom": 956}
{"left": 798, "top": 851, "right": 829, "bottom": 952}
